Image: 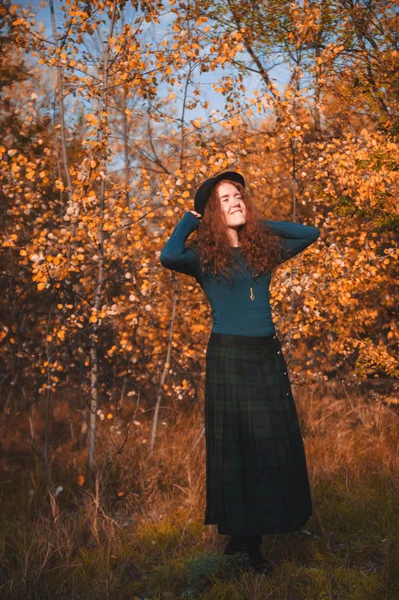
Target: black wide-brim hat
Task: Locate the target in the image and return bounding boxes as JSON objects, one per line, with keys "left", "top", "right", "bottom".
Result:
{"left": 194, "top": 171, "right": 245, "bottom": 216}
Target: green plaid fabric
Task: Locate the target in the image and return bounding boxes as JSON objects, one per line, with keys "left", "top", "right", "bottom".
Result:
{"left": 204, "top": 332, "right": 313, "bottom": 535}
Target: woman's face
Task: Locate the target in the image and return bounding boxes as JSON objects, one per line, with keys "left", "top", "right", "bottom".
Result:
{"left": 217, "top": 181, "right": 246, "bottom": 227}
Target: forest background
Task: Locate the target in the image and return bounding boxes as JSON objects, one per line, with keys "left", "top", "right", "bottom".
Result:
{"left": 0, "top": 0, "right": 398, "bottom": 598}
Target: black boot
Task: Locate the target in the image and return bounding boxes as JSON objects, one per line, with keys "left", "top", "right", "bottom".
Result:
{"left": 223, "top": 534, "right": 261, "bottom": 554}
{"left": 223, "top": 535, "right": 272, "bottom": 574}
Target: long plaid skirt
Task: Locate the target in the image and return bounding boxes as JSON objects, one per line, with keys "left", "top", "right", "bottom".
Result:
{"left": 204, "top": 331, "right": 313, "bottom": 535}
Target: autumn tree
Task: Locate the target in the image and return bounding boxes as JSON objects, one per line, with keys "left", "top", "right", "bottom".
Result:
{"left": 0, "top": 0, "right": 397, "bottom": 472}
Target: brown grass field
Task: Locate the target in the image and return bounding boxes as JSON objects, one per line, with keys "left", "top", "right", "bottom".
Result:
{"left": 1, "top": 380, "right": 399, "bottom": 599}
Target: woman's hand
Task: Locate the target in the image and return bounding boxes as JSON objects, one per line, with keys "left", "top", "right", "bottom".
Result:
{"left": 190, "top": 210, "right": 202, "bottom": 219}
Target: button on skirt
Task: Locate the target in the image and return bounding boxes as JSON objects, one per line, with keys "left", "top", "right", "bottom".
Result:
{"left": 204, "top": 331, "right": 313, "bottom": 535}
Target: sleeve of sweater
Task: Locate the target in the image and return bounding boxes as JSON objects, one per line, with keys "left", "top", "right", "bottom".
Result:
{"left": 262, "top": 219, "right": 320, "bottom": 263}
{"left": 160, "top": 211, "right": 202, "bottom": 281}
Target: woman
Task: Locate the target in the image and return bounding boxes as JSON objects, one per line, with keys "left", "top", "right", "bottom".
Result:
{"left": 160, "top": 171, "right": 320, "bottom": 574}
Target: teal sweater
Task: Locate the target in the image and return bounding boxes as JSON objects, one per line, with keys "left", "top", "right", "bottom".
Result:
{"left": 160, "top": 212, "right": 320, "bottom": 336}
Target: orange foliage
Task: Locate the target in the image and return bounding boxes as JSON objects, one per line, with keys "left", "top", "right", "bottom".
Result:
{"left": 0, "top": 0, "right": 397, "bottom": 464}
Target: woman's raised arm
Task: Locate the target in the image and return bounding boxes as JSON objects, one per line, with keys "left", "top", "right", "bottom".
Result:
{"left": 262, "top": 219, "right": 320, "bottom": 263}
{"left": 160, "top": 211, "right": 202, "bottom": 281}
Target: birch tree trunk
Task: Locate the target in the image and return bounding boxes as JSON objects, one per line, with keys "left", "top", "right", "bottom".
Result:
{"left": 150, "top": 277, "right": 179, "bottom": 455}
{"left": 88, "top": 0, "right": 118, "bottom": 470}
{"left": 48, "top": 0, "right": 73, "bottom": 202}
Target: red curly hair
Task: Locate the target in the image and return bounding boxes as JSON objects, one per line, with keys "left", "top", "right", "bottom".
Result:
{"left": 186, "top": 179, "right": 283, "bottom": 282}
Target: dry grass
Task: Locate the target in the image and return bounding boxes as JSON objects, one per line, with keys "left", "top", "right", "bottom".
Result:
{"left": 1, "top": 381, "right": 399, "bottom": 599}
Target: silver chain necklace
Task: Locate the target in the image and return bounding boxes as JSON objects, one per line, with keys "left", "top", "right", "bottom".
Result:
{"left": 233, "top": 247, "right": 256, "bottom": 300}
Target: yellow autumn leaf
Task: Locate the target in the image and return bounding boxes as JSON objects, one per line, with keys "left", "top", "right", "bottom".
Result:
{"left": 55, "top": 179, "right": 65, "bottom": 191}
{"left": 124, "top": 313, "right": 138, "bottom": 321}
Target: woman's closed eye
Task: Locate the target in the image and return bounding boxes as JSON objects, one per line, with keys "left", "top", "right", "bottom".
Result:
{"left": 222, "top": 195, "right": 242, "bottom": 202}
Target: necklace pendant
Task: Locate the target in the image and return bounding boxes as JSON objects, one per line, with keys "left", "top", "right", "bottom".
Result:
{"left": 250, "top": 287, "right": 255, "bottom": 301}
